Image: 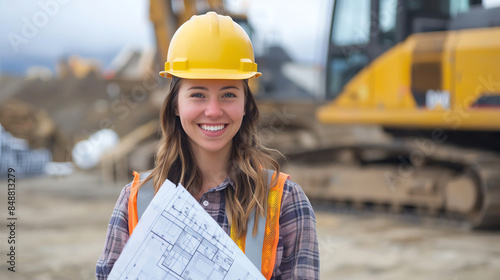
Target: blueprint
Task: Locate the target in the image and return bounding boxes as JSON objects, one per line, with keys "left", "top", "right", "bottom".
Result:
{"left": 108, "top": 179, "right": 265, "bottom": 280}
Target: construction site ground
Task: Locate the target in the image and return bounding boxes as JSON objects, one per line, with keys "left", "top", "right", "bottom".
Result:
{"left": 2, "top": 170, "right": 500, "bottom": 280}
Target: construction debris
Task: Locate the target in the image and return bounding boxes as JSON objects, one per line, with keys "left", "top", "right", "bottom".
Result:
{"left": 0, "top": 124, "right": 51, "bottom": 178}
{"left": 0, "top": 98, "right": 69, "bottom": 162}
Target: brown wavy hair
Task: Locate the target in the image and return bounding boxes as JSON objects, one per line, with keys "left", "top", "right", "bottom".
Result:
{"left": 139, "top": 76, "right": 281, "bottom": 237}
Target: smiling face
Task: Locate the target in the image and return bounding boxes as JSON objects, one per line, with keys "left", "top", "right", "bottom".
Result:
{"left": 176, "top": 79, "right": 246, "bottom": 157}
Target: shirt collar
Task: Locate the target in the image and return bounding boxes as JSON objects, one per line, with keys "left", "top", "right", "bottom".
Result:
{"left": 207, "top": 176, "right": 236, "bottom": 193}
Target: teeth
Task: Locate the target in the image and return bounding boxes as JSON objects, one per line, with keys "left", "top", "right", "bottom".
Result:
{"left": 201, "top": 124, "right": 225, "bottom": 132}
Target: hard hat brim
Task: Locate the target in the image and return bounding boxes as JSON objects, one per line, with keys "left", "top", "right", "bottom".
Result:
{"left": 159, "top": 70, "right": 261, "bottom": 80}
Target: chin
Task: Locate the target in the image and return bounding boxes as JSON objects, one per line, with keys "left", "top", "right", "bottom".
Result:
{"left": 198, "top": 140, "right": 232, "bottom": 154}
{"left": 202, "top": 145, "right": 228, "bottom": 154}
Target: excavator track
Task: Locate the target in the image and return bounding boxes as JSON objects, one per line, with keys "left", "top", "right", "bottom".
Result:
{"left": 280, "top": 139, "right": 500, "bottom": 229}
{"left": 472, "top": 163, "right": 500, "bottom": 228}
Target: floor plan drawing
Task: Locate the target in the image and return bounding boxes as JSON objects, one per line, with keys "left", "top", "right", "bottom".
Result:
{"left": 108, "top": 179, "right": 265, "bottom": 280}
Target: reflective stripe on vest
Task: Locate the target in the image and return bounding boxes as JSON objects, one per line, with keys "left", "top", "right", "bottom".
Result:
{"left": 127, "top": 170, "right": 289, "bottom": 280}
{"left": 127, "top": 171, "right": 154, "bottom": 235}
{"left": 229, "top": 170, "right": 289, "bottom": 280}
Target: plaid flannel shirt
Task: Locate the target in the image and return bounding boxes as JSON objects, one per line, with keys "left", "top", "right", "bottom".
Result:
{"left": 96, "top": 177, "right": 319, "bottom": 279}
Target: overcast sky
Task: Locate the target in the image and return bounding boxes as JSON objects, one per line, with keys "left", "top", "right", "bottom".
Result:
{"left": 0, "top": 0, "right": 334, "bottom": 75}
{"left": 0, "top": 0, "right": 153, "bottom": 56}
{"left": 0, "top": 0, "right": 155, "bottom": 74}
{"left": 1, "top": 0, "right": 499, "bottom": 75}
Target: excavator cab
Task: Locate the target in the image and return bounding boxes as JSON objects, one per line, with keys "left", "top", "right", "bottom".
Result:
{"left": 304, "top": 0, "right": 500, "bottom": 229}
{"left": 321, "top": 0, "right": 500, "bottom": 131}
{"left": 326, "top": 0, "right": 480, "bottom": 100}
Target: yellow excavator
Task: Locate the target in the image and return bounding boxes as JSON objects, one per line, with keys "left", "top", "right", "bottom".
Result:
{"left": 294, "top": 0, "right": 500, "bottom": 229}
{"left": 149, "top": 0, "right": 500, "bottom": 228}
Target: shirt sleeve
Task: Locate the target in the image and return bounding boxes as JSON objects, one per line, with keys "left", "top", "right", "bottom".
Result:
{"left": 96, "top": 184, "right": 131, "bottom": 280}
{"left": 275, "top": 179, "right": 320, "bottom": 279}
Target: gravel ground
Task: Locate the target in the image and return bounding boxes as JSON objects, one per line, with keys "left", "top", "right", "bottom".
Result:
{"left": 1, "top": 171, "right": 500, "bottom": 279}
{"left": 316, "top": 211, "right": 500, "bottom": 280}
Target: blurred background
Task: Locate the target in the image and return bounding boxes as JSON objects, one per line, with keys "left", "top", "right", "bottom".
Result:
{"left": 1, "top": 0, "right": 500, "bottom": 279}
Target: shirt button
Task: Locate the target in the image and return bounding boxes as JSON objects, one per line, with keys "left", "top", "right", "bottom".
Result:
{"left": 203, "top": 200, "right": 209, "bottom": 207}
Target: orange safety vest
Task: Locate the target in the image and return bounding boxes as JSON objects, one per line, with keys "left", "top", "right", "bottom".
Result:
{"left": 127, "top": 170, "right": 289, "bottom": 280}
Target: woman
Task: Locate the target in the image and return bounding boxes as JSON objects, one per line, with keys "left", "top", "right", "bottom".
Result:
{"left": 96, "top": 11, "right": 319, "bottom": 280}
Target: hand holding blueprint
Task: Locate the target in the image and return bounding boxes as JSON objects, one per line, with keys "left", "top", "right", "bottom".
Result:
{"left": 109, "top": 179, "right": 265, "bottom": 280}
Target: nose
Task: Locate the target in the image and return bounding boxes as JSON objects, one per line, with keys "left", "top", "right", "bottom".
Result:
{"left": 205, "top": 99, "right": 223, "bottom": 117}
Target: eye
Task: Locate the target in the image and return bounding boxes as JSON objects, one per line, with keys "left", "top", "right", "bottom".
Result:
{"left": 191, "top": 93, "right": 204, "bottom": 98}
{"left": 222, "top": 92, "right": 236, "bottom": 98}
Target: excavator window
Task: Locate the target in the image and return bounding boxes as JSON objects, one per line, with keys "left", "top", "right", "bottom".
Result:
{"left": 405, "top": 0, "right": 471, "bottom": 34}
{"left": 330, "top": 0, "right": 370, "bottom": 47}
{"left": 379, "top": 0, "right": 398, "bottom": 48}
{"left": 326, "top": 0, "right": 371, "bottom": 100}
{"left": 407, "top": 0, "right": 451, "bottom": 14}
{"left": 328, "top": 54, "right": 368, "bottom": 100}
{"left": 407, "top": 0, "right": 470, "bottom": 16}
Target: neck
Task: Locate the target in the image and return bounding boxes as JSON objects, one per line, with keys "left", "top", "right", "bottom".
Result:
{"left": 191, "top": 143, "right": 232, "bottom": 199}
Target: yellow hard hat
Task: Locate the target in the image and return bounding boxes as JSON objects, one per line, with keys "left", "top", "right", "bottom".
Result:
{"left": 159, "top": 11, "right": 261, "bottom": 80}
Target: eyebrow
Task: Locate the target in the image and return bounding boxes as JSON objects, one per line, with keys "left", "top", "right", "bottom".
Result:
{"left": 186, "top": 86, "right": 241, "bottom": 91}
{"left": 187, "top": 86, "right": 208, "bottom": 91}
{"left": 220, "top": 86, "right": 240, "bottom": 91}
